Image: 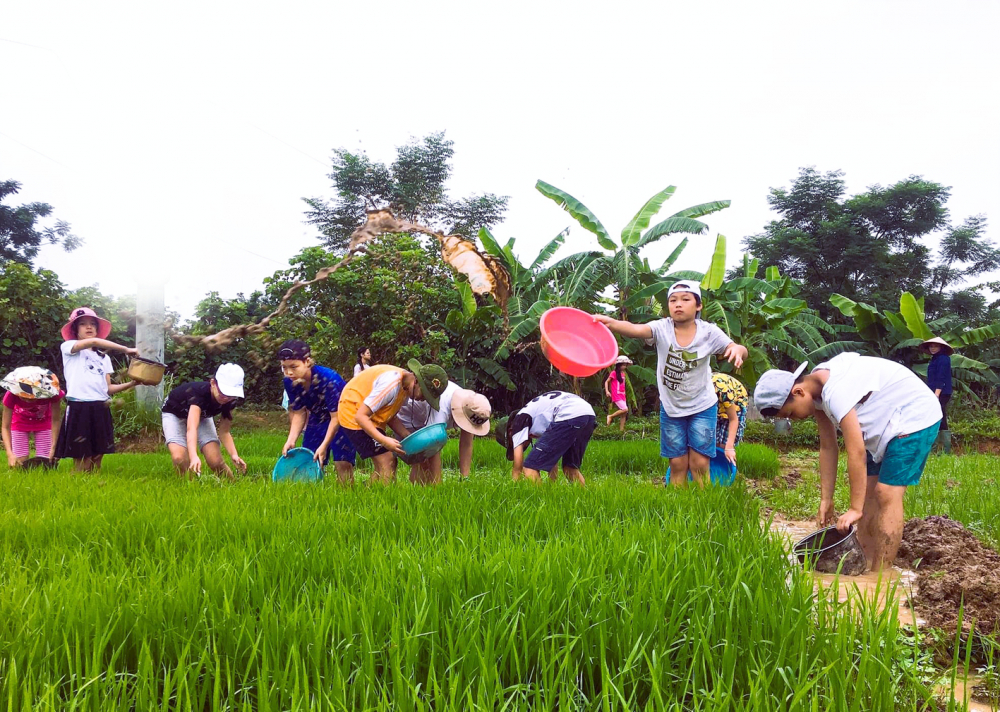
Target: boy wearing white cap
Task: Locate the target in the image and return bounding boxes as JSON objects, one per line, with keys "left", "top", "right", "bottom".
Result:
{"left": 161, "top": 363, "right": 248, "bottom": 480}
{"left": 594, "top": 281, "right": 747, "bottom": 486}
{"left": 754, "top": 353, "right": 942, "bottom": 571}
{"left": 396, "top": 382, "right": 492, "bottom": 484}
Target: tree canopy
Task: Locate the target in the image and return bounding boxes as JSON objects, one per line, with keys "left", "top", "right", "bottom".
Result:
{"left": 303, "top": 132, "right": 509, "bottom": 252}
{"left": 0, "top": 180, "right": 82, "bottom": 266}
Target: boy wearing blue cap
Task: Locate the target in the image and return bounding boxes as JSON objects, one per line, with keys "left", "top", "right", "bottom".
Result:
{"left": 594, "top": 281, "right": 747, "bottom": 487}
{"left": 754, "top": 353, "right": 942, "bottom": 572}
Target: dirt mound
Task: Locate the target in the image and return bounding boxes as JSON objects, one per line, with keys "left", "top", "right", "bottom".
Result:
{"left": 896, "top": 516, "right": 1000, "bottom": 637}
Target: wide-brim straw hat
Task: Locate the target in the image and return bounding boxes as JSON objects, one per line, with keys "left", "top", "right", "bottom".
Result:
{"left": 919, "top": 337, "right": 954, "bottom": 355}
{"left": 451, "top": 388, "right": 491, "bottom": 436}
{"left": 61, "top": 306, "right": 112, "bottom": 342}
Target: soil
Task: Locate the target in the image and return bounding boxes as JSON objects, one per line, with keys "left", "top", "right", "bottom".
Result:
{"left": 896, "top": 516, "right": 1000, "bottom": 638}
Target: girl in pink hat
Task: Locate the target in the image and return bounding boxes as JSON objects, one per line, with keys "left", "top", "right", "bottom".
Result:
{"left": 53, "top": 307, "right": 140, "bottom": 471}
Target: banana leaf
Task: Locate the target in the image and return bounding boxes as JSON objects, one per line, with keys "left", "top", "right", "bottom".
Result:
{"left": 535, "top": 180, "right": 616, "bottom": 251}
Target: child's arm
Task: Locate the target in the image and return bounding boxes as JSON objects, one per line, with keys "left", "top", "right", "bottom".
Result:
{"left": 816, "top": 410, "right": 839, "bottom": 525}
{"left": 723, "top": 405, "right": 740, "bottom": 464}
{"left": 283, "top": 408, "right": 307, "bottom": 456}
{"left": 216, "top": 418, "right": 246, "bottom": 473}
{"left": 720, "top": 342, "right": 748, "bottom": 368}
{"left": 511, "top": 443, "right": 525, "bottom": 480}
{"left": 71, "top": 339, "right": 138, "bottom": 356}
{"left": 604, "top": 376, "right": 612, "bottom": 399}
{"left": 107, "top": 375, "right": 139, "bottom": 395}
{"left": 458, "top": 429, "right": 474, "bottom": 478}
{"left": 2, "top": 406, "right": 14, "bottom": 468}
{"left": 356, "top": 406, "right": 405, "bottom": 456}
{"left": 592, "top": 314, "right": 654, "bottom": 340}
{"left": 313, "top": 414, "right": 341, "bottom": 465}
{"left": 834, "top": 410, "right": 868, "bottom": 533}
{"left": 186, "top": 407, "right": 204, "bottom": 475}
{"left": 49, "top": 401, "right": 62, "bottom": 460}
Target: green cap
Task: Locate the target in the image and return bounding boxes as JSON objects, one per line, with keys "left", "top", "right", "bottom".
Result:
{"left": 493, "top": 416, "right": 514, "bottom": 461}
{"left": 407, "top": 359, "right": 449, "bottom": 411}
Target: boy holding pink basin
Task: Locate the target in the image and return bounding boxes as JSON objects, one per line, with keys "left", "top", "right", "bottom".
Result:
{"left": 593, "top": 281, "right": 747, "bottom": 487}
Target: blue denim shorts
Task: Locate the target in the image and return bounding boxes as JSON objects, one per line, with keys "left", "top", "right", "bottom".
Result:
{"left": 865, "top": 421, "right": 940, "bottom": 487}
{"left": 660, "top": 403, "right": 718, "bottom": 459}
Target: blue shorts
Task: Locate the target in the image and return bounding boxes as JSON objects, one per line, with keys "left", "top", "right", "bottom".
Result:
{"left": 866, "top": 421, "right": 940, "bottom": 487}
{"left": 660, "top": 404, "right": 717, "bottom": 459}
{"left": 523, "top": 415, "right": 596, "bottom": 472}
{"left": 302, "top": 421, "right": 356, "bottom": 466}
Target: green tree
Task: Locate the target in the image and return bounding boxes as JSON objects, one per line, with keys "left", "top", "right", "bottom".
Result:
{"left": 0, "top": 262, "right": 67, "bottom": 372}
{"left": 303, "top": 133, "right": 509, "bottom": 252}
{"left": 0, "top": 180, "right": 82, "bottom": 265}
{"left": 743, "top": 168, "right": 957, "bottom": 319}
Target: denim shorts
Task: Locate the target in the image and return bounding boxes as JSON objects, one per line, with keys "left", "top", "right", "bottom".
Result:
{"left": 866, "top": 421, "right": 940, "bottom": 487}
{"left": 660, "top": 403, "right": 717, "bottom": 459}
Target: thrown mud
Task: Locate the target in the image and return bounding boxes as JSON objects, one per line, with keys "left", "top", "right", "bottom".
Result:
{"left": 896, "top": 516, "right": 1000, "bottom": 638}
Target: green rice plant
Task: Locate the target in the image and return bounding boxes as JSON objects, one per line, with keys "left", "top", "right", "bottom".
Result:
{"left": 734, "top": 443, "right": 781, "bottom": 480}
{"left": 0, "top": 436, "right": 959, "bottom": 710}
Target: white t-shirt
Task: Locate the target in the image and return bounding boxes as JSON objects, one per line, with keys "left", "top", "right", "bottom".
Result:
{"left": 353, "top": 363, "right": 369, "bottom": 378}
{"left": 362, "top": 370, "right": 404, "bottom": 414}
{"left": 396, "top": 381, "right": 460, "bottom": 431}
{"left": 511, "top": 391, "right": 595, "bottom": 450}
{"left": 814, "top": 353, "right": 942, "bottom": 462}
{"left": 648, "top": 318, "right": 733, "bottom": 418}
{"left": 60, "top": 340, "right": 112, "bottom": 401}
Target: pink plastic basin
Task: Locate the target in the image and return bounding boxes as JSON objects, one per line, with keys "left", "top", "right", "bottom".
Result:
{"left": 539, "top": 307, "right": 619, "bottom": 378}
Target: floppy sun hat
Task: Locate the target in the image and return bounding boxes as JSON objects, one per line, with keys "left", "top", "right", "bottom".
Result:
{"left": 615, "top": 355, "right": 633, "bottom": 365}
{"left": 451, "top": 389, "right": 492, "bottom": 436}
{"left": 61, "top": 307, "right": 112, "bottom": 341}
{"left": 1, "top": 366, "right": 61, "bottom": 400}
{"left": 407, "top": 359, "right": 449, "bottom": 411}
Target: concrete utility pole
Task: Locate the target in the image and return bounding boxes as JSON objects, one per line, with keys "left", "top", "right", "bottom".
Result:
{"left": 135, "top": 279, "right": 166, "bottom": 413}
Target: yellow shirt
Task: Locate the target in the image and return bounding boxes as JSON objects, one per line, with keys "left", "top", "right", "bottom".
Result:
{"left": 338, "top": 365, "right": 410, "bottom": 430}
{"left": 713, "top": 372, "right": 748, "bottom": 420}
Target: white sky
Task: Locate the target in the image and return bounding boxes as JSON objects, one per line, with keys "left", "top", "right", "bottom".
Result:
{"left": 4, "top": 0, "right": 998, "bottom": 320}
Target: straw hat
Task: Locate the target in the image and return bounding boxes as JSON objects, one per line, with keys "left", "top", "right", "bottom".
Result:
{"left": 450, "top": 389, "right": 491, "bottom": 436}
{"left": 919, "top": 337, "right": 954, "bottom": 355}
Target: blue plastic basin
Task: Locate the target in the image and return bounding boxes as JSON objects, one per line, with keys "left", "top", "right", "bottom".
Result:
{"left": 272, "top": 447, "right": 323, "bottom": 483}
{"left": 400, "top": 423, "right": 448, "bottom": 462}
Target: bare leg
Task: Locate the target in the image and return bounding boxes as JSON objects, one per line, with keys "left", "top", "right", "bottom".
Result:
{"left": 370, "top": 452, "right": 397, "bottom": 484}
{"left": 521, "top": 467, "right": 542, "bottom": 483}
{"left": 607, "top": 408, "right": 627, "bottom": 426}
{"left": 334, "top": 460, "right": 354, "bottom": 485}
{"left": 869, "top": 483, "right": 906, "bottom": 571}
{"left": 564, "top": 466, "right": 585, "bottom": 486}
{"left": 856, "top": 477, "right": 880, "bottom": 565}
{"left": 548, "top": 465, "right": 560, "bottom": 482}
{"left": 668, "top": 454, "right": 689, "bottom": 487}
{"left": 688, "top": 449, "right": 710, "bottom": 488}
{"left": 166, "top": 443, "right": 190, "bottom": 475}
{"left": 202, "top": 442, "right": 234, "bottom": 480}
{"left": 618, "top": 414, "right": 626, "bottom": 434}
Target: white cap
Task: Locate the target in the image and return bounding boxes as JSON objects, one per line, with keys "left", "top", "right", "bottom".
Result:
{"left": 215, "top": 363, "right": 245, "bottom": 398}
{"left": 667, "top": 281, "right": 702, "bottom": 300}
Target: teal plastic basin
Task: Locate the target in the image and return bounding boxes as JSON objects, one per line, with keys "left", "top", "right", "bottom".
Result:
{"left": 400, "top": 423, "right": 448, "bottom": 463}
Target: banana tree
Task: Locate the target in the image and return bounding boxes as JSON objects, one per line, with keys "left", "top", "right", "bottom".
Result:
{"left": 535, "top": 181, "right": 730, "bottom": 321}
{"left": 443, "top": 280, "right": 517, "bottom": 393}
{"left": 830, "top": 292, "right": 1000, "bottom": 398}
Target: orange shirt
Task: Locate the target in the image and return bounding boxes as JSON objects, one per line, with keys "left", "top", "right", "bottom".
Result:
{"left": 337, "top": 365, "right": 410, "bottom": 430}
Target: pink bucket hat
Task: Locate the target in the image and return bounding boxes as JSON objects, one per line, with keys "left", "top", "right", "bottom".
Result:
{"left": 61, "top": 307, "right": 112, "bottom": 341}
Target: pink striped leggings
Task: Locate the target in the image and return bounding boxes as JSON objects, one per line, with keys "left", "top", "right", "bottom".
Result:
{"left": 11, "top": 430, "right": 52, "bottom": 459}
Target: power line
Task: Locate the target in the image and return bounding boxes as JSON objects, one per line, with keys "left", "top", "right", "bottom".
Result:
{"left": 0, "top": 128, "right": 73, "bottom": 170}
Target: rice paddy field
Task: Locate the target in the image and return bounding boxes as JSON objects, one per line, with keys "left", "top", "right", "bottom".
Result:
{"left": 0, "top": 431, "right": 977, "bottom": 711}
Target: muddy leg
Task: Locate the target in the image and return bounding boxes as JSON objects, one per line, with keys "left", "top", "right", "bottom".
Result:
{"left": 870, "top": 483, "right": 906, "bottom": 571}
{"left": 370, "top": 452, "right": 397, "bottom": 484}
{"left": 563, "top": 466, "right": 585, "bottom": 486}
{"left": 167, "top": 443, "right": 190, "bottom": 475}
{"left": 857, "top": 476, "right": 881, "bottom": 564}
{"left": 334, "top": 461, "right": 354, "bottom": 485}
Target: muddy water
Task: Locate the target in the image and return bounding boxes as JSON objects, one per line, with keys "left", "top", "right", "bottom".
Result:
{"left": 769, "top": 515, "right": 920, "bottom": 626}
{"left": 942, "top": 676, "right": 995, "bottom": 712}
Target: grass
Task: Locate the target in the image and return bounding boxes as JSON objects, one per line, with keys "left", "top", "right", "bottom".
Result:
{"left": 0, "top": 435, "right": 949, "bottom": 710}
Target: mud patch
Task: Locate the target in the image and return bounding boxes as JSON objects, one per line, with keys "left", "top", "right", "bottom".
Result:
{"left": 896, "top": 516, "right": 1000, "bottom": 638}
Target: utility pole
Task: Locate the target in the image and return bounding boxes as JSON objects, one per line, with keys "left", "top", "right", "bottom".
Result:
{"left": 135, "top": 279, "right": 166, "bottom": 413}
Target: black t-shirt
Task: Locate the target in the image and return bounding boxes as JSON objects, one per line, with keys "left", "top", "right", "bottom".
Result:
{"left": 162, "top": 381, "right": 236, "bottom": 421}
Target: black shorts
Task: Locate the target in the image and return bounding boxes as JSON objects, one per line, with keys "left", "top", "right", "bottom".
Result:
{"left": 343, "top": 427, "right": 388, "bottom": 460}
{"left": 523, "top": 415, "right": 596, "bottom": 472}
{"left": 54, "top": 400, "right": 116, "bottom": 460}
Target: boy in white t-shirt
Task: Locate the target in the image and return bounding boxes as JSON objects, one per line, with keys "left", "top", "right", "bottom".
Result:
{"left": 594, "top": 281, "right": 747, "bottom": 486}
{"left": 493, "top": 391, "right": 595, "bottom": 485}
{"left": 754, "top": 353, "right": 942, "bottom": 572}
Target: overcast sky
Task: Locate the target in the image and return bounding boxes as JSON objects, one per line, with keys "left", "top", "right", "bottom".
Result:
{"left": 4, "top": 1, "right": 998, "bottom": 320}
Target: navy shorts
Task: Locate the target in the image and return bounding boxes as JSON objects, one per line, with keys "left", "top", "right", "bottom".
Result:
{"left": 523, "top": 415, "right": 596, "bottom": 472}
{"left": 343, "top": 427, "right": 388, "bottom": 460}
{"left": 660, "top": 403, "right": 717, "bottom": 459}
{"left": 302, "top": 421, "right": 356, "bottom": 466}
